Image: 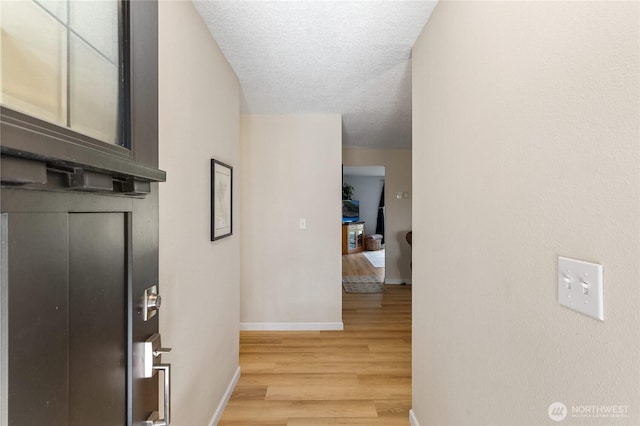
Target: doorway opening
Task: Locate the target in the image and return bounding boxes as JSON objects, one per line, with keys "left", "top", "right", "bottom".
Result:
{"left": 341, "top": 166, "right": 386, "bottom": 283}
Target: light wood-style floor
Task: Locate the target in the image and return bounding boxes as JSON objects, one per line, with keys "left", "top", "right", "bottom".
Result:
{"left": 341, "top": 250, "right": 385, "bottom": 283}
{"left": 219, "top": 251, "right": 411, "bottom": 425}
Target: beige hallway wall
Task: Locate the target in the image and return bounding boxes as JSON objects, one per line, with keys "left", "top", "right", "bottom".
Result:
{"left": 158, "top": 1, "right": 240, "bottom": 424}
{"left": 241, "top": 114, "right": 343, "bottom": 328}
{"left": 412, "top": 1, "right": 639, "bottom": 424}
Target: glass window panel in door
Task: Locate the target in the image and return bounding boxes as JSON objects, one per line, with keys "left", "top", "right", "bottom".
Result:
{"left": 69, "top": 33, "right": 119, "bottom": 145}
{"left": 1, "top": 0, "right": 123, "bottom": 147}
{"left": 0, "top": 0, "right": 67, "bottom": 126}
{"left": 34, "top": 0, "right": 68, "bottom": 24}
{"left": 69, "top": 1, "right": 118, "bottom": 63}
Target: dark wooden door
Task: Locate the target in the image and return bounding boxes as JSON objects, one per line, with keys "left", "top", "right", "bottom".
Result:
{"left": 1, "top": 187, "right": 161, "bottom": 426}
{"left": 0, "top": 0, "right": 163, "bottom": 424}
{"left": 2, "top": 211, "right": 129, "bottom": 425}
{"left": 2, "top": 212, "right": 70, "bottom": 426}
{"left": 68, "top": 213, "right": 127, "bottom": 425}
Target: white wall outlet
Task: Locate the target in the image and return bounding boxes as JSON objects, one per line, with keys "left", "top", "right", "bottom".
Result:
{"left": 558, "top": 256, "right": 604, "bottom": 321}
{"left": 299, "top": 218, "right": 306, "bottom": 230}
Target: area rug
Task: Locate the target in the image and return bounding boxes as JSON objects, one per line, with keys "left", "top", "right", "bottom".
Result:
{"left": 342, "top": 275, "right": 386, "bottom": 293}
{"left": 342, "top": 275, "right": 380, "bottom": 283}
{"left": 362, "top": 249, "right": 385, "bottom": 268}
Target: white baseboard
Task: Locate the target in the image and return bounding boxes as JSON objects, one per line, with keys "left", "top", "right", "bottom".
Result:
{"left": 208, "top": 366, "right": 241, "bottom": 426}
{"left": 409, "top": 409, "right": 420, "bottom": 426}
{"left": 240, "top": 322, "right": 344, "bottom": 331}
{"left": 385, "top": 278, "right": 412, "bottom": 285}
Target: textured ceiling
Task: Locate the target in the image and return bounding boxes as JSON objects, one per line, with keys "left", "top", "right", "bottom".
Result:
{"left": 193, "top": 1, "right": 437, "bottom": 149}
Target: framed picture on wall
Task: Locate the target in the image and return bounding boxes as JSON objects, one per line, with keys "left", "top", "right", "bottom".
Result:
{"left": 211, "top": 159, "right": 233, "bottom": 241}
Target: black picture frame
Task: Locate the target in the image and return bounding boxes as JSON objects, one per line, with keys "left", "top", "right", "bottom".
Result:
{"left": 211, "top": 159, "right": 233, "bottom": 240}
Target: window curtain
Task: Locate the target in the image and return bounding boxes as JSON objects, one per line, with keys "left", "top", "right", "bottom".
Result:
{"left": 375, "top": 183, "right": 385, "bottom": 243}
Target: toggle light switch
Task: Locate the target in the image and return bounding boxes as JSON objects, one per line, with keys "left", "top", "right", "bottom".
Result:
{"left": 561, "top": 272, "right": 573, "bottom": 289}
{"left": 558, "top": 256, "right": 604, "bottom": 321}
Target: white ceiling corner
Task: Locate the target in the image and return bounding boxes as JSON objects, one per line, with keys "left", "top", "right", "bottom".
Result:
{"left": 193, "top": 0, "right": 438, "bottom": 149}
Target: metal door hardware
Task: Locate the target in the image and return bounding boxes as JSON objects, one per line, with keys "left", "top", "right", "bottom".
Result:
{"left": 143, "top": 285, "right": 161, "bottom": 321}
{"left": 142, "top": 333, "right": 171, "bottom": 378}
{"left": 68, "top": 168, "right": 114, "bottom": 191}
{"left": 143, "top": 333, "right": 172, "bottom": 425}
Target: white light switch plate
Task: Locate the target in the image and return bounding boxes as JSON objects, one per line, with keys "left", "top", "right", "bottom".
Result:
{"left": 558, "top": 256, "right": 604, "bottom": 321}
